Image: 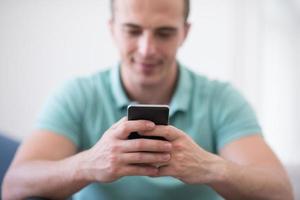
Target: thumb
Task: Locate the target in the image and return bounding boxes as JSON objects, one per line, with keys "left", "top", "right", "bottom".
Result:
{"left": 111, "top": 117, "right": 127, "bottom": 130}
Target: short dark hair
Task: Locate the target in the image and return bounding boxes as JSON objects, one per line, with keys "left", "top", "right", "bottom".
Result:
{"left": 110, "top": 0, "right": 190, "bottom": 22}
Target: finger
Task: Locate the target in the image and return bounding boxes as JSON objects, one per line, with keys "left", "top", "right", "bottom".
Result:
{"left": 139, "top": 125, "right": 181, "bottom": 141}
{"left": 156, "top": 165, "right": 174, "bottom": 177}
{"left": 120, "top": 152, "right": 171, "bottom": 164}
{"left": 115, "top": 120, "right": 156, "bottom": 139}
{"left": 111, "top": 117, "right": 127, "bottom": 129}
{"left": 119, "top": 164, "right": 159, "bottom": 177}
{"left": 121, "top": 139, "right": 172, "bottom": 152}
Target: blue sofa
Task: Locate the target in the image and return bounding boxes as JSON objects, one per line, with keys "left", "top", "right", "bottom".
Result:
{"left": 0, "top": 133, "right": 19, "bottom": 198}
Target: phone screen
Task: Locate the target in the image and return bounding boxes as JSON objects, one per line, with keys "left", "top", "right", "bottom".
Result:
{"left": 127, "top": 104, "right": 169, "bottom": 140}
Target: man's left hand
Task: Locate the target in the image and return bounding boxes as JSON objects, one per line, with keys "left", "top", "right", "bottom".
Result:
{"left": 140, "top": 125, "right": 224, "bottom": 184}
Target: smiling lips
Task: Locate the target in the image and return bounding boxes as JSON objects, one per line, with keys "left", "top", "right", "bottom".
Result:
{"left": 134, "top": 59, "right": 160, "bottom": 74}
{"left": 131, "top": 56, "right": 162, "bottom": 74}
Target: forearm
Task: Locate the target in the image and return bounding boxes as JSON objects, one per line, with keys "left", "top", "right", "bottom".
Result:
{"left": 208, "top": 159, "right": 293, "bottom": 200}
{"left": 2, "top": 152, "right": 90, "bottom": 200}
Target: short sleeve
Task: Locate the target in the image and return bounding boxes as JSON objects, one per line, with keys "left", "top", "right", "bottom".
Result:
{"left": 35, "top": 79, "right": 86, "bottom": 148}
{"left": 212, "top": 83, "right": 262, "bottom": 152}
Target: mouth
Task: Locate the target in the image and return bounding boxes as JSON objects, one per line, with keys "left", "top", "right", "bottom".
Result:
{"left": 140, "top": 62, "right": 157, "bottom": 68}
{"left": 132, "top": 58, "right": 161, "bottom": 74}
{"left": 138, "top": 63, "right": 159, "bottom": 75}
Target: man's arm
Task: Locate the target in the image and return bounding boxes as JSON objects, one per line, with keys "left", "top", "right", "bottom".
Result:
{"left": 211, "top": 134, "right": 294, "bottom": 200}
{"left": 2, "top": 130, "right": 89, "bottom": 200}
{"left": 142, "top": 127, "right": 294, "bottom": 200}
{"left": 2, "top": 119, "right": 173, "bottom": 200}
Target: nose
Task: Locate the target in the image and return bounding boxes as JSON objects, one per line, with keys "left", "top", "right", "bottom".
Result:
{"left": 137, "top": 32, "right": 156, "bottom": 58}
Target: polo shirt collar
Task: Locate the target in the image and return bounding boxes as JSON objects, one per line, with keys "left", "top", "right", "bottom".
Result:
{"left": 169, "top": 63, "right": 192, "bottom": 116}
{"left": 110, "top": 63, "right": 193, "bottom": 115}
{"left": 110, "top": 63, "right": 131, "bottom": 109}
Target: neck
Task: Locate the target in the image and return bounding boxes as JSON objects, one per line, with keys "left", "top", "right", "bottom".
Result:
{"left": 121, "top": 64, "right": 178, "bottom": 105}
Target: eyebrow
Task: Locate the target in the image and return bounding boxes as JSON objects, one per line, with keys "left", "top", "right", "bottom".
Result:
{"left": 122, "top": 23, "right": 178, "bottom": 32}
{"left": 122, "top": 23, "right": 140, "bottom": 29}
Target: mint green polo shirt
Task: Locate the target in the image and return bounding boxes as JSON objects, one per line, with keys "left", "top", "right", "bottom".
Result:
{"left": 36, "top": 63, "right": 262, "bottom": 200}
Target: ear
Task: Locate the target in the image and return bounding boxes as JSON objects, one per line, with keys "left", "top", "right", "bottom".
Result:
{"left": 180, "top": 22, "right": 191, "bottom": 46}
{"left": 183, "top": 22, "right": 191, "bottom": 41}
{"left": 108, "top": 18, "right": 116, "bottom": 44}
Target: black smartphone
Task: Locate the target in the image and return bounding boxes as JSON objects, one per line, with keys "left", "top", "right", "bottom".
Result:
{"left": 127, "top": 104, "right": 169, "bottom": 140}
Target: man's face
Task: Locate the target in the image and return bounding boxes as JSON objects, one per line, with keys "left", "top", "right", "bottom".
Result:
{"left": 110, "top": 0, "right": 190, "bottom": 87}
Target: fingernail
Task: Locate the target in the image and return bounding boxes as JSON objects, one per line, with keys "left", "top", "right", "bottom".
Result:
{"left": 163, "top": 154, "right": 171, "bottom": 160}
{"left": 146, "top": 122, "right": 155, "bottom": 128}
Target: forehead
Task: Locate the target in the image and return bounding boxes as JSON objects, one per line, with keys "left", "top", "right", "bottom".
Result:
{"left": 113, "top": 0, "right": 185, "bottom": 28}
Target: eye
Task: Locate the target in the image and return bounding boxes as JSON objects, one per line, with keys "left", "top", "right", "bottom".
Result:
{"left": 126, "top": 29, "right": 142, "bottom": 37}
{"left": 156, "top": 29, "right": 176, "bottom": 39}
{"left": 157, "top": 32, "right": 172, "bottom": 39}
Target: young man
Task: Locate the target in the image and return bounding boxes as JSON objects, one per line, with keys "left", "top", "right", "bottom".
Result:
{"left": 2, "top": 0, "right": 294, "bottom": 199}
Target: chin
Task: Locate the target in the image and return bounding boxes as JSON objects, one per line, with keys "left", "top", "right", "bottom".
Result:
{"left": 124, "top": 61, "right": 166, "bottom": 86}
{"left": 136, "top": 75, "right": 163, "bottom": 88}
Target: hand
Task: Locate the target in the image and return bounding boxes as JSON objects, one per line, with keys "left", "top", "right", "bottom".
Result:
{"left": 79, "top": 118, "right": 172, "bottom": 183}
{"left": 140, "top": 125, "right": 224, "bottom": 184}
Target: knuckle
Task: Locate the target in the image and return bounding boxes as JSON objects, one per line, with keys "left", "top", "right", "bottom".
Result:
{"left": 134, "top": 140, "right": 144, "bottom": 150}
{"left": 142, "top": 168, "right": 152, "bottom": 175}
{"left": 110, "top": 123, "right": 118, "bottom": 130}
{"left": 111, "top": 144, "right": 121, "bottom": 152}
{"left": 173, "top": 164, "right": 182, "bottom": 174}
{"left": 107, "top": 154, "right": 119, "bottom": 166}
{"left": 139, "top": 166, "right": 155, "bottom": 175}
{"left": 136, "top": 153, "right": 144, "bottom": 161}
{"left": 107, "top": 165, "right": 119, "bottom": 176}
{"left": 164, "top": 126, "right": 171, "bottom": 133}
{"left": 118, "top": 123, "right": 130, "bottom": 135}
{"left": 173, "top": 142, "right": 184, "bottom": 151}
{"left": 160, "top": 140, "right": 171, "bottom": 149}
{"left": 164, "top": 126, "right": 172, "bottom": 138}
{"left": 106, "top": 157, "right": 122, "bottom": 176}
{"left": 175, "top": 152, "right": 185, "bottom": 162}
{"left": 156, "top": 143, "right": 167, "bottom": 152}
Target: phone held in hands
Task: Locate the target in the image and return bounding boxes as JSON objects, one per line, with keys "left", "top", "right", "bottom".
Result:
{"left": 127, "top": 104, "right": 169, "bottom": 140}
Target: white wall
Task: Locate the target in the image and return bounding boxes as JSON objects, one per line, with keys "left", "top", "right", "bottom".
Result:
{"left": 0, "top": 0, "right": 118, "bottom": 139}
{"left": 260, "top": 0, "right": 300, "bottom": 165}
{"left": 0, "top": 0, "right": 299, "bottom": 165}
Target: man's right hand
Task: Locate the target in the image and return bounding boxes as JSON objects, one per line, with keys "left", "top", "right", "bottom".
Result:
{"left": 79, "top": 117, "right": 172, "bottom": 183}
{"left": 2, "top": 117, "right": 172, "bottom": 200}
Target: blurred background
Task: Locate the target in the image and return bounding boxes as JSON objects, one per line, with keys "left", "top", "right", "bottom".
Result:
{"left": 0, "top": 0, "right": 299, "bottom": 170}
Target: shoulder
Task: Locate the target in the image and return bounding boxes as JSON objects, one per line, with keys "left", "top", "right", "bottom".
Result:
{"left": 182, "top": 66, "right": 233, "bottom": 99}
{"left": 43, "top": 68, "right": 113, "bottom": 114}
{"left": 57, "top": 68, "right": 111, "bottom": 97}
{"left": 181, "top": 65, "right": 248, "bottom": 114}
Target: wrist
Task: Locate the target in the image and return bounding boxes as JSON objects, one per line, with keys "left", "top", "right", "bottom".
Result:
{"left": 205, "top": 154, "right": 230, "bottom": 185}
{"left": 69, "top": 150, "right": 93, "bottom": 184}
